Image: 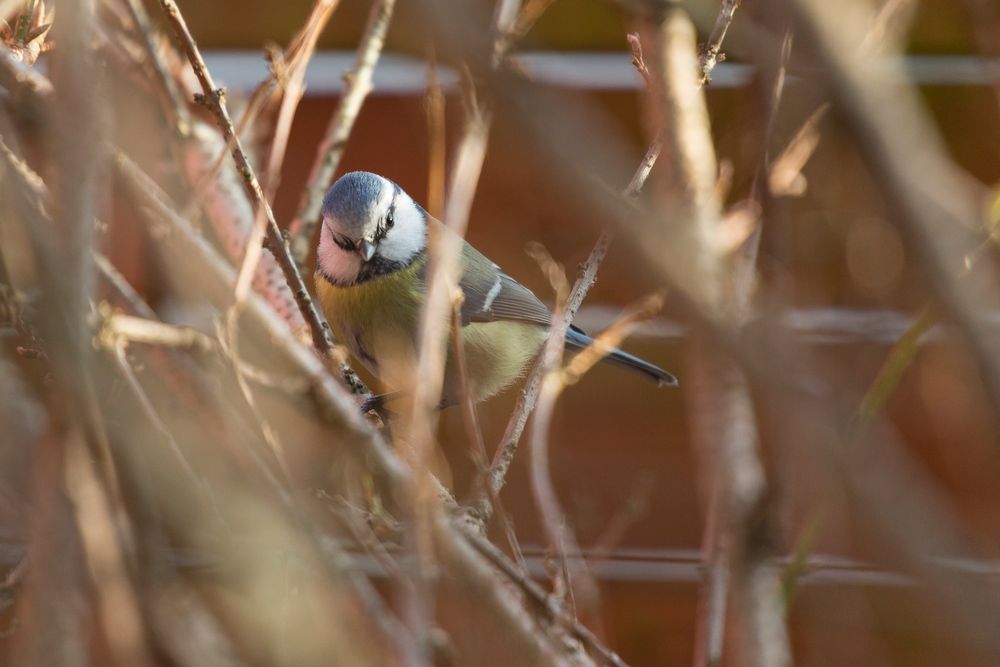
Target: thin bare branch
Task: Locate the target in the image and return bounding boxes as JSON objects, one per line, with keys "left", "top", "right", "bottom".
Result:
{"left": 460, "top": 526, "right": 629, "bottom": 667}
{"left": 699, "top": 0, "right": 742, "bottom": 85}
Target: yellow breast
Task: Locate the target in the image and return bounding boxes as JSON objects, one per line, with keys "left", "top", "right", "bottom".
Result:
{"left": 315, "top": 263, "right": 546, "bottom": 403}
{"left": 315, "top": 263, "right": 424, "bottom": 383}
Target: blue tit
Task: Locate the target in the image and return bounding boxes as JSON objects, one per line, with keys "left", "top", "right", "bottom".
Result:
{"left": 314, "top": 171, "right": 677, "bottom": 406}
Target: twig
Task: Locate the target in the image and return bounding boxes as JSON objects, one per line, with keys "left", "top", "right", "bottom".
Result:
{"left": 94, "top": 253, "right": 158, "bottom": 320}
{"left": 477, "top": 33, "right": 664, "bottom": 526}
{"left": 698, "top": 0, "right": 742, "bottom": 85}
{"left": 102, "top": 313, "right": 213, "bottom": 352}
{"left": 216, "top": 316, "right": 294, "bottom": 485}
{"left": 559, "top": 292, "right": 665, "bottom": 384}
{"left": 424, "top": 52, "right": 447, "bottom": 220}
{"left": 108, "top": 342, "right": 206, "bottom": 496}
{"left": 627, "top": 32, "right": 651, "bottom": 86}
{"left": 527, "top": 271, "right": 663, "bottom": 623}
{"left": 491, "top": 0, "right": 523, "bottom": 64}
{"left": 287, "top": 0, "right": 396, "bottom": 269}
{"left": 511, "top": 0, "right": 559, "bottom": 41}
{"left": 156, "top": 0, "right": 339, "bottom": 370}
{"left": 402, "top": 95, "right": 492, "bottom": 664}
{"left": 450, "top": 292, "right": 488, "bottom": 470}
{"left": 767, "top": 104, "right": 827, "bottom": 197}
{"left": 0, "top": 42, "right": 52, "bottom": 96}
{"left": 100, "top": 311, "right": 311, "bottom": 394}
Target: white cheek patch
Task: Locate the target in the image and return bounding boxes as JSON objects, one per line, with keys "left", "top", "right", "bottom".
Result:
{"left": 378, "top": 194, "right": 427, "bottom": 264}
{"left": 317, "top": 220, "right": 362, "bottom": 284}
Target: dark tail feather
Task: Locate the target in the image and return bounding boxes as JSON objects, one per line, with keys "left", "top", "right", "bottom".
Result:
{"left": 564, "top": 326, "right": 678, "bottom": 387}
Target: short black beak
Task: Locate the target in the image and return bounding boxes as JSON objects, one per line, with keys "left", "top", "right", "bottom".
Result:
{"left": 357, "top": 240, "right": 376, "bottom": 262}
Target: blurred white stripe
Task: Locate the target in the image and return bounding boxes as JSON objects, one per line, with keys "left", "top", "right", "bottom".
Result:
{"left": 202, "top": 50, "right": 1000, "bottom": 95}
{"left": 574, "top": 306, "right": 967, "bottom": 345}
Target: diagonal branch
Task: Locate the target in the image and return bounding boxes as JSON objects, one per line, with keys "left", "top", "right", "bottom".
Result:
{"left": 156, "top": 0, "right": 349, "bottom": 380}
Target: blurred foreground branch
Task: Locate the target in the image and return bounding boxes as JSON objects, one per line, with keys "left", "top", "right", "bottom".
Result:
{"left": 639, "top": 5, "right": 790, "bottom": 667}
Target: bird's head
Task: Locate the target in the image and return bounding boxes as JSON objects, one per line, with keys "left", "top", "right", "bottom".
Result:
{"left": 317, "top": 171, "right": 427, "bottom": 285}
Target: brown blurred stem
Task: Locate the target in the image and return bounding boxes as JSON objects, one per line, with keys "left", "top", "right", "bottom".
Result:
{"left": 639, "top": 4, "right": 789, "bottom": 667}
{"left": 261, "top": 0, "right": 341, "bottom": 201}
{"left": 785, "top": 0, "right": 1000, "bottom": 423}
{"left": 287, "top": 0, "right": 396, "bottom": 270}
{"left": 121, "top": 0, "right": 190, "bottom": 135}
{"left": 476, "top": 34, "right": 658, "bottom": 528}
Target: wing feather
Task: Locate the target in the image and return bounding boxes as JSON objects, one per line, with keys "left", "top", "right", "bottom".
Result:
{"left": 457, "top": 242, "right": 551, "bottom": 327}
{"left": 416, "top": 219, "right": 553, "bottom": 328}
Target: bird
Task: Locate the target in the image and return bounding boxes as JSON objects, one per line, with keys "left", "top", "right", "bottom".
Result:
{"left": 313, "top": 171, "right": 677, "bottom": 408}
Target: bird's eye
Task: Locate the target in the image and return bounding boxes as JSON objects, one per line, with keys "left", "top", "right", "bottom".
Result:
{"left": 385, "top": 211, "right": 395, "bottom": 229}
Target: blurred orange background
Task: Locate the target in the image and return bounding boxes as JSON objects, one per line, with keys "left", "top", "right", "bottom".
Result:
{"left": 114, "top": 1, "right": 1000, "bottom": 664}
